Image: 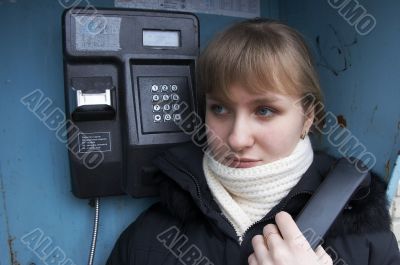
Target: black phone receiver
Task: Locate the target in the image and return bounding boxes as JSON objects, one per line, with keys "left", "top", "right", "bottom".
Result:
{"left": 295, "top": 158, "right": 370, "bottom": 250}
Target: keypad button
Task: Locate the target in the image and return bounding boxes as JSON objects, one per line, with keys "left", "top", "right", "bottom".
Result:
{"left": 151, "top": 85, "right": 159, "bottom": 92}
{"left": 172, "top": 94, "right": 180, "bottom": 101}
{"left": 153, "top": 114, "right": 162, "bottom": 122}
{"left": 152, "top": 95, "right": 160, "bottom": 101}
{"left": 162, "top": 94, "right": 170, "bottom": 101}
{"left": 161, "top": 85, "right": 169, "bottom": 92}
{"left": 164, "top": 114, "right": 172, "bottom": 121}
{"left": 173, "top": 104, "right": 180, "bottom": 111}
{"left": 153, "top": 104, "right": 161, "bottom": 112}
{"left": 171, "top": 85, "right": 178, "bottom": 91}
{"left": 163, "top": 104, "right": 171, "bottom": 111}
{"left": 173, "top": 114, "right": 181, "bottom": 121}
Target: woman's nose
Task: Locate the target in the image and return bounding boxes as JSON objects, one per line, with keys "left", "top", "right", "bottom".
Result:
{"left": 227, "top": 117, "right": 255, "bottom": 152}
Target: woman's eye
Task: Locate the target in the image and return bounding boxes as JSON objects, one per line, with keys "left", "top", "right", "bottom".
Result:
{"left": 210, "top": 104, "right": 227, "bottom": 115}
{"left": 256, "top": 107, "right": 274, "bottom": 117}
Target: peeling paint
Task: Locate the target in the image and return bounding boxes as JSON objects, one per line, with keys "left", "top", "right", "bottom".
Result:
{"left": 394, "top": 121, "right": 400, "bottom": 145}
{"left": 370, "top": 105, "right": 378, "bottom": 124}
{"left": 385, "top": 160, "right": 391, "bottom": 180}
{"left": 315, "top": 24, "right": 357, "bottom": 76}
{"left": 337, "top": 114, "right": 347, "bottom": 128}
{"left": 8, "top": 236, "right": 20, "bottom": 265}
{"left": 1, "top": 164, "right": 19, "bottom": 265}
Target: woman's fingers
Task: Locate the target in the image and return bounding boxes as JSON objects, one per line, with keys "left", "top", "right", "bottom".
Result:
{"left": 263, "top": 223, "right": 283, "bottom": 250}
{"left": 274, "top": 211, "right": 302, "bottom": 241}
{"left": 315, "top": 245, "right": 325, "bottom": 257}
{"left": 248, "top": 252, "right": 259, "bottom": 265}
{"left": 249, "top": 214, "right": 334, "bottom": 265}
{"left": 251, "top": 235, "right": 269, "bottom": 262}
{"left": 315, "top": 245, "right": 333, "bottom": 265}
{"left": 275, "top": 211, "right": 311, "bottom": 249}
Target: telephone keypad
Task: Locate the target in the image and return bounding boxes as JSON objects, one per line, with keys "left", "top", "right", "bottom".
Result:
{"left": 149, "top": 83, "right": 185, "bottom": 124}
{"left": 138, "top": 76, "right": 192, "bottom": 134}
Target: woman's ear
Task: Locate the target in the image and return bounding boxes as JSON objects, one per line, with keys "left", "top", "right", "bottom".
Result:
{"left": 303, "top": 106, "right": 315, "bottom": 132}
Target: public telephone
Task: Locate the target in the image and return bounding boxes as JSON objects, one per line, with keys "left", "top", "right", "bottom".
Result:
{"left": 62, "top": 8, "right": 199, "bottom": 198}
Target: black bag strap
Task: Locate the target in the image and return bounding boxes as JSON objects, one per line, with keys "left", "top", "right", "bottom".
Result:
{"left": 295, "top": 158, "right": 370, "bottom": 250}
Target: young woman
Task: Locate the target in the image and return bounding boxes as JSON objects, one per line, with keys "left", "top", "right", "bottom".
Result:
{"left": 107, "top": 19, "right": 400, "bottom": 265}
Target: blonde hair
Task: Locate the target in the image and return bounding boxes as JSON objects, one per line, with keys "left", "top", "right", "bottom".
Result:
{"left": 197, "top": 18, "right": 324, "bottom": 128}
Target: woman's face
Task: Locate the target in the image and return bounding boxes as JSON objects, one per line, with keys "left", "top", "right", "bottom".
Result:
{"left": 205, "top": 84, "right": 313, "bottom": 168}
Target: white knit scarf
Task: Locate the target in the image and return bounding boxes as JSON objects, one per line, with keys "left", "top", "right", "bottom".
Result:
{"left": 203, "top": 136, "right": 314, "bottom": 240}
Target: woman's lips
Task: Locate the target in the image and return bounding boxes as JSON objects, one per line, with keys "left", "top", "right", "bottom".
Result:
{"left": 226, "top": 158, "right": 262, "bottom": 168}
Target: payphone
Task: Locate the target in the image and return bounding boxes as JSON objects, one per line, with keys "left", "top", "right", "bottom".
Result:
{"left": 62, "top": 8, "right": 199, "bottom": 198}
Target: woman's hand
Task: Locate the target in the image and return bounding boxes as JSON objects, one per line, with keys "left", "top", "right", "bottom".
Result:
{"left": 248, "top": 211, "right": 332, "bottom": 265}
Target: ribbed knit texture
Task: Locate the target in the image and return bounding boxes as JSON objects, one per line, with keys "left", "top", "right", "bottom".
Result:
{"left": 203, "top": 136, "right": 314, "bottom": 241}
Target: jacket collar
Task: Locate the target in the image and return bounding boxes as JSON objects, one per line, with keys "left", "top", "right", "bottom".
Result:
{"left": 154, "top": 142, "right": 334, "bottom": 195}
{"left": 153, "top": 142, "right": 335, "bottom": 241}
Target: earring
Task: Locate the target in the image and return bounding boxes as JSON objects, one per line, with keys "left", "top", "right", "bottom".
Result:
{"left": 300, "top": 130, "right": 307, "bottom": 140}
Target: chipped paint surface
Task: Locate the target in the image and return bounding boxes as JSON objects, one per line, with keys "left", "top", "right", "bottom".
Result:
{"left": 336, "top": 114, "right": 347, "bottom": 128}
{"left": 315, "top": 24, "right": 357, "bottom": 76}
{"left": 8, "top": 236, "right": 20, "bottom": 265}
{"left": 370, "top": 105, "right": 378, "bottom": 124}
{"left": 386, "top": 160, "right": 392, "bottom": 181}
{"left": 394, "top": 121, "right": 400, "bottom": 145}
{"left": 1, "top": 162, "right": 16, "bottom": 265}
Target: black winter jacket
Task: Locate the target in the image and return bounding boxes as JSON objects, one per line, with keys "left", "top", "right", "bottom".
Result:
{"left": 107, "top": 143, "right": 400, "bottom": 265}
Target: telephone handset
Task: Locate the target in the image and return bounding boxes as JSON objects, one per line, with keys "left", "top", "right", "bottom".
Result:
{"left": 295, "top": 158, "right": 370, "bottom": 249}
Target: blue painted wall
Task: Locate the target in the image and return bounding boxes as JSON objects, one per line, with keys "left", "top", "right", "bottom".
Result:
{"left": 1, "top": 0, "right": 399, "bottom": 265}
{"left": 279, "top": 0, "right": 400, "bottom": 183}
{"left": 0, "top": 0, "right": 277, "bottom": 264}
